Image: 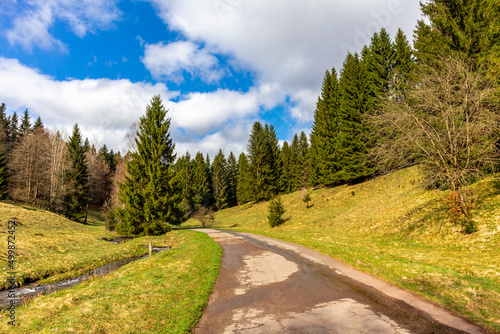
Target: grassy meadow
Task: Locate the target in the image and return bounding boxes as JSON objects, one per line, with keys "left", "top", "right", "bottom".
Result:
{"left": 0, "top": 203, "right": 222, "bottom": 333}
{"left": 185, "top": 166, "right": 500, "bottom": 332}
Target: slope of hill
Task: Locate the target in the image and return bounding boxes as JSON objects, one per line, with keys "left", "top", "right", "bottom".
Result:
{"left": 0, "top": 203, "right": 222, "bottom": 333}
{"left": 187, "top": 166, "right": 500, "bottom": 332}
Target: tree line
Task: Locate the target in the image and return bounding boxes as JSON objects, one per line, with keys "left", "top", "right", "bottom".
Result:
{"left": 1, "top": 0, "right": 499, "bottom": 235}
{"left": 0, "top": 105, "right": 119, "bottom": 222}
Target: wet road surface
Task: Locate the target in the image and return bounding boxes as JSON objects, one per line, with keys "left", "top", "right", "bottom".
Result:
{"left": 193, "top": 229, "right": 488, "bottom": 334}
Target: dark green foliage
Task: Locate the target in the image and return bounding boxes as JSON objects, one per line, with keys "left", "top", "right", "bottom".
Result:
{"left": 266, "top": 124, "right": 281, "bottom": 195}
{"left": 7, "top": 112, "right": 19, "bottom": 145}
{"left": 247, "top": 122, "right": 279, "bottom": 201}
{"left": 366, "top": 29, "right": 394, "bottom": 114}
{"left": 33, "top": 116, "right": 44, "bottom": 130}
{"left": 227, "top": 152, "right": 238, "bottom": 207}
{"left": 267, "top": 196, "right": 286, "bottom": 228}
{"left": 117, "top": 95, "right": 181, "bottom": 236}
{"left": 337, "top": 52, "right": 371, "bottom": 182}
{"left": 192, "top": 152, "right": 212, "bottom": 210}
{"left": 297, "top": 132, "right": 310, "bottom": 188}
{"left": 20, "top": 109, "right": 31, "bottom": 135}
{"left": 98, "top": 144, "right": 116, "bottom": 173}
{"left": 393, "top": 28, "right": 414, "bottom": 100}
{"left": 63, "top": 124, "right": 89, "bottom": 222}
{"left": 212, "top": 149, "right": 229, "bottom": 211}
{"left": 309, "top": 68, "right": 341, "bottom": 186}
{"left": 176, "top": 152, "right": 195, "bottom": 218}
{"left": 236, "top": 152, "right": 253, "bottom": 204}
{"left": 279, "top": 141, "right": 293, "bottom": 194}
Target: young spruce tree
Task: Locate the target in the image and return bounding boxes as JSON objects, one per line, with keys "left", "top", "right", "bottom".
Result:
{"left": 64, "top": 124, "right": 89, "bottom": 222}
{"left": 117, "top": 95, "right": 181, "bottom": 236}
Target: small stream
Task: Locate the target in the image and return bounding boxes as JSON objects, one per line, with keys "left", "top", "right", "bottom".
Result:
{"left": 0, "top": 246, "right": 171, "bottom": 309}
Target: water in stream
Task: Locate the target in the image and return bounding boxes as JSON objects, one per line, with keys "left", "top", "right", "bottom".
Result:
{"left": 0, "top": 246, "right": 171, "bottom": 309}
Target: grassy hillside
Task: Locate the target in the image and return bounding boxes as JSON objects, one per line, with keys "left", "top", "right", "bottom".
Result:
{"left": 0, "top": 203, "right": 154, "bottom": 289}
{"left": 1, "top": 230, "right": 221, "bottom": 333}
{"left": 186, "top": 166, "right": 500, "bottom": 332}
{"left": 0, "top": 203, "right": 222, "bottom": 333}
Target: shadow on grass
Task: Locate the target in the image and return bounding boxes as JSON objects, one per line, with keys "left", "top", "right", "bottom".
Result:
{"left": 392, "top": 197, "right": 449, "bottom": 238}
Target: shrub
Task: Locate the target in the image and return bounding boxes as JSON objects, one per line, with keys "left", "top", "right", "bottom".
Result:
{"left": 268, "top": 196, "right": 286, "bottom": 228}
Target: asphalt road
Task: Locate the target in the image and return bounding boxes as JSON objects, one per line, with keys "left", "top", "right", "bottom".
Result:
{"left": 193, "top": 229, "right": 489, "bottom": 334}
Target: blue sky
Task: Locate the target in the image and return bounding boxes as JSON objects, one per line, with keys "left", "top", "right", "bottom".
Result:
{"left": 0, "top": 0, "right": 422, "bottom": 157}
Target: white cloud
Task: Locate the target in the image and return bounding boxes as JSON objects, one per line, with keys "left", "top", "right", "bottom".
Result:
{"left": 0, "top": 57, "right": 176, "bottom": 152}
{"left": 142, "top": 41, "right": 224, "bottom": 83}
{"left": 5, "top": 0, "right": 122, "bottom": 52}
{"left": 166, "top": 88, "right": 259, "bottom": 134}
{"left": 147, "top": 0, "right": 422, "bottom": 123}
{"left": 0, "top": 57, "right": 258, "bottom": 157}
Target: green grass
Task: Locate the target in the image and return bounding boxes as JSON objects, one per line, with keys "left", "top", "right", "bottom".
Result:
{"left": 186, "top": 166, "right": 500, "bottom": 332}
{"left": 0, "top": 202, "right": 160, "bottom": 289}
{"left": 0, "top": 230, "right": 221, "bottom": 333}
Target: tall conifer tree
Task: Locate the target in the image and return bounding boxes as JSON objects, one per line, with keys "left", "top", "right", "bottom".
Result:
{"left": 279, "top": 141, "right": 293, "bottom": 194}
{"left": 192, "top": 152, "right": 211, "bottom": 210}
{"left": 236, "top": 152, "right": 252, "bottom": 204}
{"left": 212, "top": 149, "right": 229, "bottom": 211}
{"left": 64, "top": 124, "right": 89, "bottom": 222}
{"left": 247, "top": 122, "right": 276, "bottom": 201}
{"left": 337, "top": 52, "right": 371, "bottom": 182}
{"left": 310, "top": 68, "right": 341, "bottom": 186}
{"left": 297, "top": 131, "right": 310, "bottom": 188}
{"left": 227, "top": 152, "right": 238, "bottom": 207}
{"left": 117, "top": 95, "right": 181, "bottom": 235}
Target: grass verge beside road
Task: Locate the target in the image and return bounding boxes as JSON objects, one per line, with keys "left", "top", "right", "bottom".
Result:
{"left": 185, "top": 166, "right": 500, "bottom": 333}
{"left": 1, "top": 230, "right": 221, "bottom": 333}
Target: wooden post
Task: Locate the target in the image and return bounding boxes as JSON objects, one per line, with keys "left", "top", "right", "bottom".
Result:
{"left": 149, "top": 242, "right": 152, "bottom": 256}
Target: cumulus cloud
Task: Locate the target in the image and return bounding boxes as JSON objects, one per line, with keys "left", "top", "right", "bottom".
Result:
{"left": 142, "top": 41, "right": 224, "bottom": 83}
{"left": 5, "top": 0, "right": 122, "bottom": 52}
{"left": 166, "top": 88, "right": 260, "bottom": 134}
{"left": 147, "top": 0, "right": 422, "bottom": 122}
{"left": 0, "top": 57, "right": 176, "bottom": 150}
{"left": 0, "top": 57, "right": 257, "bottom": 157}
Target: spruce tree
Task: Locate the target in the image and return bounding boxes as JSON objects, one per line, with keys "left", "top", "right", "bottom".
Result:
{"left": 20, "top": 109, "right": 31, "bottom": 136}
{"left": 176, "top": 152, "right": 194, "bottom": 218}
{"left": 393, "top": 28, "right": 414, "bottom": 100}
{"left": 8, "top": 112, "right": 19, "bottom": 146}
{"left": 117, "top": 95, "right": 181, "bottom": 236}
{"left": 192, "top": 152, "right": 211, "bottom": 209}
{"left": 212, "top": 149, "right": 229, "bottom": 211}
{"left": 266, "top": 124, "right": 281, "bottom": 195}
{"left": 279, "top": 141, "right": 293, "bottom": 194}
{"left": 247, "top": 122, "right": 275, "bottom": 201}
{"left": 366, "top": 29, "right": 395, "bottom": 115}
{"left": 64, "top": 124, "right": 89, "bottom": 222}
{"left": 337, "top": 52, "right": 371, "bottom": 182}
{"left": 309, "top": 68, "right": 341, "bottom": 186}
{"left": 227, "top": 152, "right": 238, "bottom": 207}
{"left": 236, "top": 152, "right": 253, "bottom": 204}
{"left": 297, "top": 131, "right": 310, "bottom": 188}
{"left": 33, "top": 116, "right": 44, "bottom": 130}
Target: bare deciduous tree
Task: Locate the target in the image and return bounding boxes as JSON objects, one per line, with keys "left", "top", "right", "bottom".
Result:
{"left": 48, "top": 130, "right": 69, "bottom": 212}
{"left": 86, "top": 147, "right": 111, "bottom": 205}
{"left": 373, "top": 56, "right": 499, "bottom": 219}
{"left": 9, "top": 128, "right": 50, "bottom": 204}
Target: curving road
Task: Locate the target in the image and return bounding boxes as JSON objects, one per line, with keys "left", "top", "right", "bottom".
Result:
{"left": 193, "top": 229, "right": 488, "bottom": 334}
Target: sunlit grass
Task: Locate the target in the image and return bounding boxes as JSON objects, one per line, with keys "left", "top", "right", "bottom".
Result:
{"left": 0, "top": 230, "right": 221, "bottom": 333}
{"left": 0, "top": 203, "right": 155, "bottom": 289}
{"left": 187, "top": 166, "right": 500, "bottom": 332}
